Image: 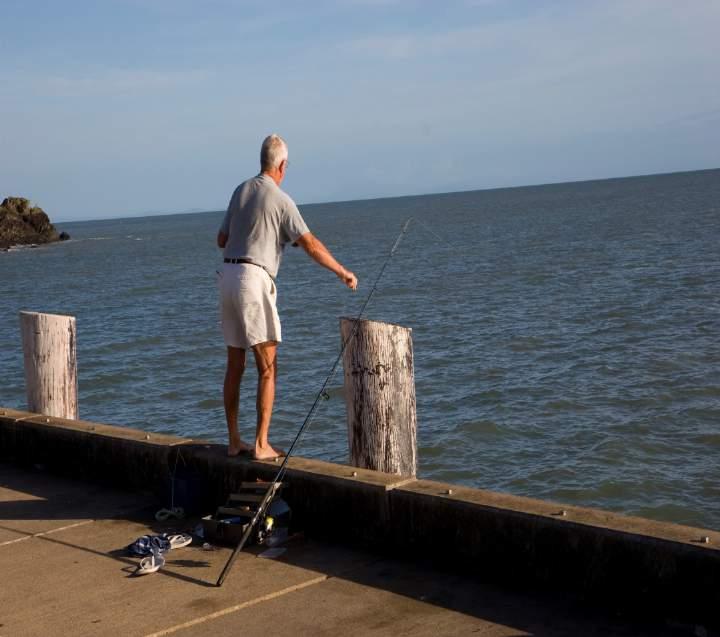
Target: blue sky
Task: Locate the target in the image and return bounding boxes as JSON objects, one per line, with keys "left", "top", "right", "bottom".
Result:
{"left": 2, "top": 0, "right": 719, "bottom": 221}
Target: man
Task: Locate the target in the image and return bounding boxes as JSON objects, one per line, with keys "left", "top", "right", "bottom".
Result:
{"left": 217, "top": 134, "right": 357, "bottom": 460}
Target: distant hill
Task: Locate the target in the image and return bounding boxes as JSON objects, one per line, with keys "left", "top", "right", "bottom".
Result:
{"left": 0, "top": 197, "right": 69, "bottom": 250}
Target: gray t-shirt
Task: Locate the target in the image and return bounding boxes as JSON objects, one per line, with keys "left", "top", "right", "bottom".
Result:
{"left": 220, "top": 174, "right": 309, "bottom": 278}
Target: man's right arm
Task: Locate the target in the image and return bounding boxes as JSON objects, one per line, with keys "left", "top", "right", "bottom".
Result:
{"left": 295, "top": 232, "right": 358, "bottom": 290}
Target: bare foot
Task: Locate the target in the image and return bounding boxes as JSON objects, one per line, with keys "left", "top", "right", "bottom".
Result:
{"left": 253, "top": 443, "right": 286, "bottom": 461}
{"left": 227, "top": 439, "right": 253, "bottom": 457}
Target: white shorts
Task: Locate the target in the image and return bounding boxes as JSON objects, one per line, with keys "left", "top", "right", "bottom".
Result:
{"left": 219, "top": 263, "right": 281, "bottom": 349}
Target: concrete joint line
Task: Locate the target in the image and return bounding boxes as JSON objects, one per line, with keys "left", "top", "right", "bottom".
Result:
{"left": 9, "top": 416, "right": 36, "bottom": 424}
{"left": 386, "top": 478, "right": 416, "bottom": 490}
{"left": 144, "top": 575, "right": 329, "bottom": 637}
{"left": 0, "top": 519, "right": 95, "bottom": 547}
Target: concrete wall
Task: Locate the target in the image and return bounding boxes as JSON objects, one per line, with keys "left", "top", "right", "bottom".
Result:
{"left": 1, "top": 407, "right": 718, "bottom": 626}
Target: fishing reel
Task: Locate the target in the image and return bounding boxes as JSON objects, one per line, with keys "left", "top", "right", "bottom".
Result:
{"left": 254, "top": 497, "right": 291, "bottom": 545}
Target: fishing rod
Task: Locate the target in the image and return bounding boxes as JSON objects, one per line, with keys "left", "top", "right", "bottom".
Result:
{"left": 216, "top": 217, "right": 413, "bottom": 587}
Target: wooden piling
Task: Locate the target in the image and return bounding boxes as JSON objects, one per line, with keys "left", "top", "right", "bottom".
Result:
{"left": 340, "top": 317, "right": 417, "bottom": 476}
{"left": 19, "top": 311, "right": 78, "bottom": 419}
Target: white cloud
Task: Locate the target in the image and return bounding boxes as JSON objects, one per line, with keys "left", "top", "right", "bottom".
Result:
{"left": 346, "top": 0, "right": 720, "bottom": 64}
{"left": 41, "top": 68, "right": 213, "bottom": 97}
{"left": 342, "top": 0, "right": 720, "bottom": 131}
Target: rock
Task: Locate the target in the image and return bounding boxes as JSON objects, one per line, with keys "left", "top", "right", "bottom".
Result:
{"left": 59, "top": 231, "right": 70, "bottom": 241}
{"left": 0, "top": 197, "right": 69, "bottom": 249}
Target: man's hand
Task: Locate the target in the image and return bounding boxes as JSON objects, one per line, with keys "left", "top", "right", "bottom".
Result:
{"left": 340, "top": 269, "right": 358, "bottom": 290}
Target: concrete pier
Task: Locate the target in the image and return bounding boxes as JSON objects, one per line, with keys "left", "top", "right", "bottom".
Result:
{"left": 1, "top": 406, "right": 719, "bottom": 634}
{"left": 0, "top": 462, "right": 693, "bottom": 637}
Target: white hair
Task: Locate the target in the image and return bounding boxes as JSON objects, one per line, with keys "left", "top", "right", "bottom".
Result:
{"left": 260, "top": 134, "right": 288, "bottom": 171}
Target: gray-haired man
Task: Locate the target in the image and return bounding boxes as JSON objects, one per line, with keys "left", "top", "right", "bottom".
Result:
{"left": 217, "top": 134, "right": 357, "bottom": 460}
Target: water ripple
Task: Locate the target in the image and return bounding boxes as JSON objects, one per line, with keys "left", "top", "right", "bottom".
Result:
{"left": 1, "top": 170, "right": 719, "bottom": 529}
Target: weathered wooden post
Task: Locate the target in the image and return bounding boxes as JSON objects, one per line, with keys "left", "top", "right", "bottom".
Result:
{"left": 340, "top": 317, "right": 417, "bottom": 476}
{"left": 19, "top": 311, "right": 78, "bottom": 419}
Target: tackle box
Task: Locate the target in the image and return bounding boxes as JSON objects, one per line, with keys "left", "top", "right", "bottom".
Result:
{"left": 201, "top": 481, "right": 289, "bottom": 546}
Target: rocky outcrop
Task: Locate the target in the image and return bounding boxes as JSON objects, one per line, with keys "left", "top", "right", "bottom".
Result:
{"left": 0, "top": 197, "right": 69, "bottom": 250}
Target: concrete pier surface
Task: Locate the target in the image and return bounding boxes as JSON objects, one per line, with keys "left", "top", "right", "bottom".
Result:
{"left": 0, "top": 462, "right": 691, "bottom": 637}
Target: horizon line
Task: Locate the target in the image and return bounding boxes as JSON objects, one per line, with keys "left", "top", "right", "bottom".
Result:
{"left": 52, "top": 165, "right": 720, "bottom": 224}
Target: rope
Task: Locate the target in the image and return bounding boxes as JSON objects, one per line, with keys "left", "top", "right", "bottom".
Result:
{"left": 155, "top": 448, "right": 187, "bottom": 521}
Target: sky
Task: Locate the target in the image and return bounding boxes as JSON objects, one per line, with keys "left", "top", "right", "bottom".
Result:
{"left": 1, "top": 0, "right": 719, "bottom": 221}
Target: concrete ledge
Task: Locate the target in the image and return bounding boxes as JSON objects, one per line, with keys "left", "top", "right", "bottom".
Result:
{"left": 1, "top": 408, "right": 718, "bottom": 626}
{"left": 0, "top": 408, "right": 192, "bottom": 494}
{"left": 388, "top": 480, "right": 720, "bottom": 622}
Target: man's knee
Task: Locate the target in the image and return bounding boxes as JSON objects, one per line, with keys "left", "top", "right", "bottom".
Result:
{"left": 257, "top": 360, "right": 276, "bottom": 381}
{"left": 253, "top": 342, "right": 277, "bottom": 381}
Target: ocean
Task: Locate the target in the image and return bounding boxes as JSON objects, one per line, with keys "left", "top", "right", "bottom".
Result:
{"left": 1, "top": 169, "right": 719, "bottom": 529}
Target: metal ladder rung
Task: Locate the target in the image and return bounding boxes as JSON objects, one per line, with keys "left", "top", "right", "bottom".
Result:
{"left": 228, "top": 493, "right": 265, "bottom": 504}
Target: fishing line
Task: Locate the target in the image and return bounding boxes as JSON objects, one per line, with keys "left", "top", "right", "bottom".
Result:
{"left": 277, "top": 216, "right": 412, "bottom": 468}
{"left": 411, "top": 216, "right": 463, "bottom": 250}
{"left": 216, "top": 216, "right": 413, "bottom": 586}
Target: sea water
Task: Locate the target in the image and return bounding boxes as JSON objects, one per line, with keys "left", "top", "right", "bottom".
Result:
{"left": 1, "top": 169, "right": 719, "bottom": 528}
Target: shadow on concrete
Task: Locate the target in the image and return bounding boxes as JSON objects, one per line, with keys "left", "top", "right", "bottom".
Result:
{"left": 0, "top": 463, "right": 156, "bottom": 522}
{"left": 0, "top": 463, "right": 220, "bottom": 588}
{"left": 30, "top": 532, "right": 220, "bottom": 588}
{"left": 243, "top": 537, "right": 696, "bottom": 637}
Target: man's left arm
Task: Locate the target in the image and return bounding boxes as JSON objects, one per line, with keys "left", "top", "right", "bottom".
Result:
{"left": 218, "top": 189, "right": 236, "bottom": 249}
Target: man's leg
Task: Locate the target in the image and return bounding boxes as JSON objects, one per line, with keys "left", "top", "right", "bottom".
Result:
{"left": 252, "top": 341, "right": 283, "bottom": 459}
{"left": 224, "top": 346, "right": 252, "bottom": 457}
